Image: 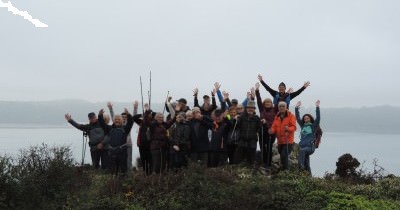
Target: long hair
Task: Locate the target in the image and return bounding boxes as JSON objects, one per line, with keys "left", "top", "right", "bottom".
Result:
{"left": 302, "top": 114, "right": 315, "bottom": 124}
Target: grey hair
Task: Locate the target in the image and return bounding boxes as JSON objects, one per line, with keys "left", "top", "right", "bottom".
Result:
{"left": 278, "top": 101, "right": 287, "bottom": 107}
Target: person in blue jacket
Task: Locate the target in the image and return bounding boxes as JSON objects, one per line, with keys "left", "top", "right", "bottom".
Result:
{"left": 295, "top": 100, "right": 321, "bottom": 175}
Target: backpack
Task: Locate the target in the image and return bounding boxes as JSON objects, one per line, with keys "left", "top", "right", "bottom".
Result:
{"left": 314, "top": 125, "right": 323, "bottom": 149}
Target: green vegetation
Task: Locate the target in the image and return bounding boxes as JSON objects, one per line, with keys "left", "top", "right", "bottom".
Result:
{"left": 1, "top": 145, "right": 399, "bottom": 210}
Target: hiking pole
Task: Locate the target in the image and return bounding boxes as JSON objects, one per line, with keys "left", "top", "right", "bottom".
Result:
{"left": 261, "top": 125, "right": 264, "bottom": 167}
{"left": 285, "top": 130, "right": 289, "bottom": 170}
{"left": 162, "top": 91, "right": 170, "bottom": 115}
{"left": 149, "top": 71, "right": 152, "bottom": 110}
{"left": 140, "top": 76, "right": 144, "bottom": 115}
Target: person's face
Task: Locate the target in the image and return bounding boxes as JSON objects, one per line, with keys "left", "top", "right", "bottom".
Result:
{"left": 114, "top": 116, "right": 123, "bottom": 127}
{"left": 304, "top": 116, "right": 311, "bottom": 123}
{"left": 246, "top": 107, "right": 255, "bottom": 115}
{"left": 155, "top": 114, "right": 164, "bottom": 124}
{"left": 186, "top": 112, "right": 193, "bottom": 121}
{"left": 278, "top": 104, "right": 287, "bottom": 113}
{"left": 204, "top": 98, "right": 211, "bottom": 105}
{"left": 229, "top": 109, "right": 237, "bottom": 117}
{"left": 179, "top": 102, "right": 186, "bottom": 109}
{"left": 264, "top": 100, "right": 273, "bottom": 108}
{"left": 89, "top": 117, "right": 97, "bottom": 124}
{"left": 278, "top": 85, "right": 286, "bottom": 94}
{"left": 193, "top": 111, "right": 202, "bottom": 120}
{"left": 237, "top": 106, "right": 244, "bottom": 114}
{"left": 216, "top": 115, "right": 224, "bottom": 123}
{"left": 177, "top": 114, "right": 185, "bottom": 123}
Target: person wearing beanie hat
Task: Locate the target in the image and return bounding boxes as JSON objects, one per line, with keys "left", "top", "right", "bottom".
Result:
{"left": 258, "top": 74, "right": 310, "bottom": 112}
{"left": 193, "top": 87, "right": 217, "bottom": 117}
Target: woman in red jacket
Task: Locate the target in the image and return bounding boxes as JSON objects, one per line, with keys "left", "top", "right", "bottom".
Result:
{"left": 269, "top": 101, "right": 297, "bottom": 170}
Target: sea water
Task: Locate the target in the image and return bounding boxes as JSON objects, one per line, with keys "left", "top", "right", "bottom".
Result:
{"left": 0, "top": 126, "right": 398, "bottom": 177}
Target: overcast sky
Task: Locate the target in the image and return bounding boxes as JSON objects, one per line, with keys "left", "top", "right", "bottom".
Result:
{"left": 1, "top": 0, "right": 399, "bottom": 108}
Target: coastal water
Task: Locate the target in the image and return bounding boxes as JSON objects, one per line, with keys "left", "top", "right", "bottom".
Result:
{"left": 0, "top": 126, "right": 398, "bottom": 177}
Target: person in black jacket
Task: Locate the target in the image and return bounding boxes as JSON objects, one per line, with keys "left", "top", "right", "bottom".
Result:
{"left": 148, "top": 112, "right": 176, "bottom": 174}
{"left": 209, "top": 109, "right": 230, "bottom": 167}
{"left": 193, "top": 87, "right": 217, "bottom": 117}
{"left": 65, "top": 112, "right": 108, "bottom": 170}
{"left": 98, "top": 108, "right": 134, "bottom": 176}
{"left": 235, "top": 100, "right": 262, "bottom": 166}
{"left": 169, "top": 112, "right": 191, "bottom": 170}
{"left": 189, "top": 107, "right": 213, "bottom": 166}
{"left": 132, "top": 105, "right": 153, "bottom": 176}
{"left": 258, "top": 74, "right": 310, "bottom": 112}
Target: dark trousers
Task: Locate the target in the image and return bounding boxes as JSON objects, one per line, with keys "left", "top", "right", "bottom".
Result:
{"left": 235, "top": 147, "right": 256, "bottom": 166}
{"left": 151, "top": 148, "right": 167, "bottom": 174}
{"left": 259, "top": 133, "right": 276, "bottom": 167}
{"left": 170, "top": 150, "right": 188, "bottom": 170}
{"left": 191, "top": 152, "right": 208, "bottom": 166}
{"left": 278, "top": 144, "right": 293, "bottom": 170}
{"left": 90, "top": 149, "right": 108, "bottom": 170}
{"left": 139, "top": 145, "right": 152, "bottom": 175}
{"left": 226, "top": 144, "right": 238, "bottom": 164}
{"left": 109, "top": 148, "right": 127, "bottom": 175}
{"left": 209, "top": 151, "right": 226, "bottom": 167}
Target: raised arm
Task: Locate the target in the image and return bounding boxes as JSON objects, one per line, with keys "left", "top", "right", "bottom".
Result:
{"left": 98, "top": 109, "right": 110, "bottom": 134}
{"left": 65, "top": 114, "right": 88, "bottom": 132}
{"left": 123, "top": 108, "right": 134, "bottom": 134}
{"left": 107, "top": 102, "right": 115, "bottom": 123}
{"left": 193, "top": 88, "right": 200, "bottom": 108}
{"left": 133, "top": 100, "right": 139, "bottom": 115}
{"left": 211, "top": 89, "right": 217, "bottom": 111}
{"left": 294, "top": 101, "right": 303, "bottom": 126}
{"left": 290, "top": 81, "right": 310, "bottom": 100}
{"left": 258, "top": 74, "right": 278, "bottom": 97}
{"left": 314, "top": 100, "right": 320, "bottom": 126}
{"left": 255, "top": 82, "right": 264, "bottom": 112}
{"left": 166, "top": 101, "right": 176, "bottom": 119}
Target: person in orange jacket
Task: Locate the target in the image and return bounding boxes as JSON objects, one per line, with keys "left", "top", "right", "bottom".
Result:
{"left": 269, "top": 101, "right": 297, "bottom": 170}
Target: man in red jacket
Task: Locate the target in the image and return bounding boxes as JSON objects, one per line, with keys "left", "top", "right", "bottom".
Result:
{"left": 269, "top": 101, "right": 297, "bottom": 170}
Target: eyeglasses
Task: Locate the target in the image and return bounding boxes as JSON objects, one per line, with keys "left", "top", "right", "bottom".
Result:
{"left": 278, "top": 105, "right": 286, "bottom": 108}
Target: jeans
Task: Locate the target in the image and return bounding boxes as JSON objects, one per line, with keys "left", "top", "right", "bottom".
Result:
{"left": 298, "top": 146, "right": 314, "bottom": 175}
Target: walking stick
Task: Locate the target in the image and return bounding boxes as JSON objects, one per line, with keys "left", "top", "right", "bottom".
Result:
{"left": 285, "top": 130, "right": 289, "bottom": 170}
{"left": 140, "top": 76, "right": 144, "bottom": 115}
{"left": 149, "top": 71, "right": 152, "bottom": 109}
{"left": 261, "top": 125, "right": 264, "bottom": 166}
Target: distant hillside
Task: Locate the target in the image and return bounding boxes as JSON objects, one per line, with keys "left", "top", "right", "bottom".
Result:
{"left": 0, "top": 100, "right": 399, "bottom": 134}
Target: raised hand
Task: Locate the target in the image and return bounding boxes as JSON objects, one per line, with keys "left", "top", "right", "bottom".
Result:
{"left": 304, "top": 81, "right": 311, "bottom": 88}
{"left": 133, "top": 100, "right": 139, "bottom": 109}
{"left": 167, "top": 96, "right": 172, "bottom": 103}
{"left": 255, "top": 82, "right": 260, "bottom": 90}
{"left": 144, "top": 103, "right": 150, "bottom": 111}
{"left": 316, "top": 100, "right": 320, "bottom": 107}
{"left": 214, "top": 82, "right": 221, "bottom": 91}
{"left": 247, "top": 91, "right": 251, "bottom": 100}
{"left": 99, "top": 109, "right": 105, "bottom": 115}
{"left": 107, "top": 102, "right": 113, "bottom": 109}
{"left": 250, "top": 87, "right": 256, "bottom": 98}
{"left": 287, "top": 88, "right": 294, "bottom": 94}
{"left": 222, "top": 91, "right": 229, "bottom": 100}
{"left": 64, "top": 114, "right": 72, "bottom": 121}
{"left": 296, "top": 101, "right": 301, "bottom": 108}
{"left": 258, "top": 74, "right": 263, "bottom": 81}
{"left": 193, "top": 88, "right": 199, "bottom": 96}
{"left": 212, "top": 89, "right": 217, "bottom": 96}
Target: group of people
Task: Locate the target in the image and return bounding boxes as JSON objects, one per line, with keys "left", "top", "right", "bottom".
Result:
{"left": 65, "top": 74, "right": 321, "bottom": 176}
